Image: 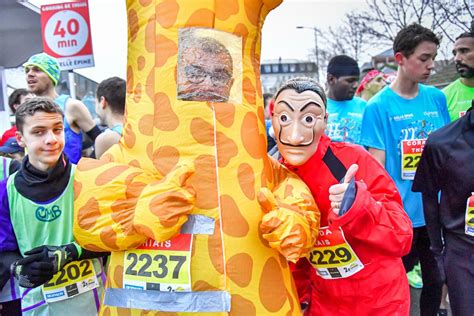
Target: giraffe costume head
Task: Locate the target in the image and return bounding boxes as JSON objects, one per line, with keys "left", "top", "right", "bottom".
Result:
{"left": 73, "top": 0, "right": 320, "bottom": 314}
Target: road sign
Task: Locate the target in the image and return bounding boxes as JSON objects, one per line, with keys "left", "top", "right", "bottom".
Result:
{"left": 41, "top": 1, "right": 94, "bottom": 70}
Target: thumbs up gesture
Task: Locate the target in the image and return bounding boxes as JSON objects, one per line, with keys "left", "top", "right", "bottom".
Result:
{"left": 328, "top": 164, "right": 358, "bottom": 215}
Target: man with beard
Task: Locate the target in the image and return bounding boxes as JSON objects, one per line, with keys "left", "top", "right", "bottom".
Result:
{"left": 325, "top": 55, "right": 366, "bottom": 144}
{"left": 443, "top": 32, "right": 474, "bottom": 121}
{"left": 177, "top": 33, "right": 234, "bottom": 103}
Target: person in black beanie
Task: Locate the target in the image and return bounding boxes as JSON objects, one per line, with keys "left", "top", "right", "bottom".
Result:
{"left": 325, "top": 55, "right": 366, "bottom": 144}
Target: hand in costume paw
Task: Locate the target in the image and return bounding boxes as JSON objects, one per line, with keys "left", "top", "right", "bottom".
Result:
{"left": 135, "top": 164, "right": 196, "bottom": 242}
{"left": 11, "top": 244, "right": 78, "bottom": 288}
{"left": 258, "top": 187, "right": 317, "bottom": 262}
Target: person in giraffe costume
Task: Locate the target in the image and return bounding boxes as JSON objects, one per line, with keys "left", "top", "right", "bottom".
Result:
{"left": 73, "top": 0, "right": 320, "bottom": 315}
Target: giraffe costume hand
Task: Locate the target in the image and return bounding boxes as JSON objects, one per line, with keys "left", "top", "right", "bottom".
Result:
{"left": 258, "top": 187, "right": 318, "bottom": 262}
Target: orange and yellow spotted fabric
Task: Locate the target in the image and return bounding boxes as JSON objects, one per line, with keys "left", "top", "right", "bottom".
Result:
{"left": 73, "top": 0, "right": 320, "bottom": 315}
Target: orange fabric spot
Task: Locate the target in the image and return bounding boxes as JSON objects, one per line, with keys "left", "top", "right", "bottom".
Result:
{"left": 190, "top": 118, "right": 214, "bottom": 146}
{"left": 133, "top": 83, "right": 142, "bottom": 103}
{"left": 144, "top": 14, "right": 156, "bottom": 53}
{"left": 138, "top": 114, "right": 154, "bottom": 136}
{"left": 73, "top": 180, "right": 82, "bottom": 201}
{"left": 233, "top": 23, "right": 249, "bottom": 53}
{"left": 100, "top": 226, "right": 119, "bottom": 250}
{"left": 77, "top": 157, "right": 105, "bottom": 171}
{"left": 258, "top": 221, "right": 271, "bottom": 248}
{"left": 137, "top": 56, "right": 146, "bottom": 71}
{"left": 124, "top": 124, "right": 136, "bottom": 148}
{"left": 145, "top": 66, "right": 155, "bottom": 101}
{"left": 259, "top": 257, "right": 287, "bottom": 312}
{"left": 241, "top": 112, "right": 267, "bottom": 159}
{"left": 244, "top": 0, "right": 262, "bottom": 26}
{"left": 155, "top": 34, "right": 177, "bottom": 67}
{"left": 101, "top": 153, "right": 115, "bottom": 162}
{"left": 207, "top": 221, "right": 224, "bottom": 275}
{"left": 279, "top": 254, "right": 289, "bottom": 270}
{"left": 237, "top": 163, "right": 255, "bottom": 200}
{"left": 152, "top": 146, "right": 180, "bottom": 176}
{"left": 138, "top": 0, "right": 152, "bottom": 6}
{"left": 113, "top": 265, "right": 124, "bottom": 288}
{"left": 110, "top": 198, "right": 134, "bottom": 235}
{"left": 154, "top": 92, "right": 180, "bottom": 131}
{"left": 189, "top": 155, "right": 218, "bottom": 209}
{"left": 134, "top": 224, "right": 156, "bottom": 241}
{"left": 216, "top": 131, "right": 238, "bottom": 167}
{"left": 149, "top": 191, "right": 190, "bottom": 227}
{"left": 284, "top": 184, "right": 294, "bottom": 198}
{"left": 128, "top": 9, "right": 139, "bottom": 42}
{"left": 129, "top": 159, "right": 141, "bottom": 168}
{"left": 221, "top": 195, "right": 249, "bottom": 237}
{"left": 215, "top": 0, "right": 239, "bottom": 20}
{"left": 185, "top": 9, "right": 214, "bottom": 27}
{"left": 126, "top": 66, "right": 134, "bottom": 93}
{"left": 83, "top": 243, "right": 107, "bottom": 252}
{"left": 230, "top": 294, "right": 257, "bottom": 316}
{"left": 156, "top": 0, "right": 179, "bottom": 29}
{"left": 154, "top": 312, "right": 177, "bottom": 316}
{"left": 102, "top": 307, "right": 111, "bottom": 316}
{"left": 117, "top": 307, "right": 131, "bottom": 316}
{"left": 95, "top": 165, "right": 129, "bottom": 186}
{"left": 77, "top": 197, "right": 101, "bottom": 231}
{"left": 213, "top": 102, "right": 235, "bottom": 128}
{"left": 242, "top": 77, "right": 256, "bottom": 104}
{"left": 227, "top": 253, "right": 253, "bottom": 287}
{"left": 193, "top": 279, "right": 218, "bottom": 291}
{"left": 261, "top": 156, "right": 273, "bottom": 187}
{"left": 146, "top": 142, "right": 154, "bottom": 162}
{"left": 257, "top": 104, "right": 265, "bottom": 123}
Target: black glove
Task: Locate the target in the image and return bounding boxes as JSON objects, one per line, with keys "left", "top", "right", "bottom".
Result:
{"left": 11, "top": 244, "right": 78, "bottom": 288}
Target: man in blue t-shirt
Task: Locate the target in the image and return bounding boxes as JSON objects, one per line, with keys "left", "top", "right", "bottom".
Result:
{"left": 325, "top": 55, "right": 367, "bottom": 144}
{"left": 360, "top": 23, "right": 449, "bottom": 316}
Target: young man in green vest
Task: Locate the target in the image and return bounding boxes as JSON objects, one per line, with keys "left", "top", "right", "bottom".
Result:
{"left": 0, "top": 97, "right": 106, "bottom": 315}
{"left": 443, "top": 32, "right": 474, "bottom": 121}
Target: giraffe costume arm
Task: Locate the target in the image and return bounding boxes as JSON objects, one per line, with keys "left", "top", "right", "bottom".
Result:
{"left": 258, "top": 157, "right": 320, "bottom": 262}
{"left": 74, "top": 149, "right": 195, "bottom": 252}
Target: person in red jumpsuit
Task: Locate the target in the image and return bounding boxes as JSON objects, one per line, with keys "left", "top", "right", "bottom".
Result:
{"left": 271, "top": 77, "right": 413, "bottom": 315}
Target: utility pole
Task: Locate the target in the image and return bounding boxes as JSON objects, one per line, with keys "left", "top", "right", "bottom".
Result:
{"left": 296, "top": 26, "right": 321, "bottom": 82}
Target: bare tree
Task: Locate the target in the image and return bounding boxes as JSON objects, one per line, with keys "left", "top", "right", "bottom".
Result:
{"left": 351, "top": 0, "right": 472, "bottom": 45}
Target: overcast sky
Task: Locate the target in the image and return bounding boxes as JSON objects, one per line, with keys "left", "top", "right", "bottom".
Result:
{"left": 28, "top": 0, "right": 376, "bottom": 83}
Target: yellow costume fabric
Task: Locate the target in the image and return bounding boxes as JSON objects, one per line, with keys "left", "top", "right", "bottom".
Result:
{"left": 73, "top": 0, "right": 320, "bottom": 314}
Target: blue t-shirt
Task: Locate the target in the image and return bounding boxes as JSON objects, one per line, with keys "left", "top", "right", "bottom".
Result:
{"left": 326, "top": 97, "right": 367, "bottom": 144}
{"left": 360, "top": 84, "right": 449, "bottom": 227}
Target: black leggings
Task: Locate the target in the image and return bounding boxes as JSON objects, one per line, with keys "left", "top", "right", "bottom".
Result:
{"left": 403, "top": 226, "right": 443, "bottom": 316}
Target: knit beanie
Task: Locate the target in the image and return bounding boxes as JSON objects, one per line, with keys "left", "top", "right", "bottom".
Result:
{"left": 23, "top": 53, "right": 61, "bottom": 86}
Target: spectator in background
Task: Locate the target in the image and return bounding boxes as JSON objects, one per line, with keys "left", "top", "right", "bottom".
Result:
{"left": 23, "top": 53, "right": 101, "bottom": 164}
{"left": 0, "top": 89, "right": 32, "bottom": 146}
{"left": 94, "top": 77, "right": 126, "bottom": 159}
{"left": 325, "top": 55, "right": 366, "bottom": 144}
{"left": 355, "top": 70, "right": 387, "bottom": 101}
{"left": 443, "top": 31, "right": 474, "bottom": 121}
